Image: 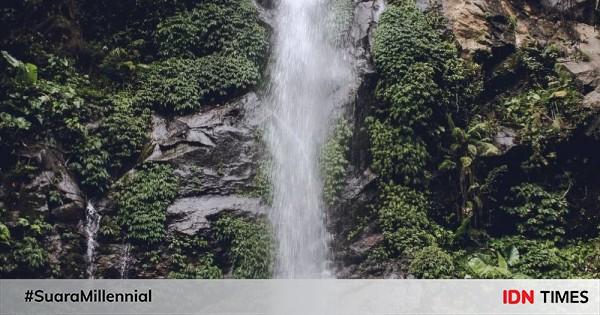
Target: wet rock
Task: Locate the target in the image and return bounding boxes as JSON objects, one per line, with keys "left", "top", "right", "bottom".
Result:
{"left": 95, "top": 244, "right": 132, "bottom": 279}
{"left": 349, "top": 233, "right": 383, "bottom": 257}
{"left": 539, "top": 0, "right": 597, "bottom": 23}
{"left": 494, "top": 127, "right": 517, "bottom": 153}
{"left": 443, "top": 0, "right": 500, "bottom": 57}
{"left": 149, "top": 93, "right": 263, "bottom": 197}
{"left": 350, "top": 0, "right": 385, "bottom": 73}
{"left": 559, "top": 61, "right": 600, "bottom": 91}
{"left": 167, "top": 195, "right": 266, "bottom": 235}
{"left": 10, "top": 146, "right": 85, "bottom": 220}
{"left": 416, "top": 0, "right": 442, "bottom": 11}
{"left": 330, "top": 168, "right": 379, "bottom": 278}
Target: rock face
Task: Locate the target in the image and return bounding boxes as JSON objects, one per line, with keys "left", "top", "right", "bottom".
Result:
{"left": 93, "top": 92, "right": 268, "bottom": 278}
{"left": 167, "top": 195, "right": 265, "bottom": 235}
{"left": 0, "top": 144, "right": 87, "bottom": 278}
{"left": 441, "top": 0, "right": 600, "bottom": 133}
{"left": 148, "top": 93, "right": 263, "bottom": 197}
{"left": 442, "top": 0, "right": 517, "bottom": 60}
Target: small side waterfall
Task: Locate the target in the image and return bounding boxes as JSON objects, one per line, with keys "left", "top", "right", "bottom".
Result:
{"left": 119, "top": 242, "right": 132, "bottom": 279}
{"left": 264, "top": 0, "right": 356, "bottom": 278}
{"left": 84, "top": 201, "right": 101, "bottom": 278}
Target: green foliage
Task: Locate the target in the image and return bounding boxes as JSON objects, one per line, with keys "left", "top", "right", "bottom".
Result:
{"left": 377, "top": 184, "right": 443, "bottom": 257}
{"left": 114, "top": 163, "right": 179, "bottom": 244}
{"left": 156, "top": 0, "right": 268, "bottom": 62}
{"left": 98, "top": 216, "right": 121, "bottom": 242}
{"left": 438, "top": 117, "right": 500, "bottom": 218}
{"left": 466, "top": 245, "right": 528, "bottom": 279}
{"left": 246, "top": 160, "right": 273, "bottom": 204}
{"left": 13, "top": 236, "right": 48, "bottom": 271}
{"left": 0, "top": 56, "right": 88, "bottom": 151}
{"left": 1, "top": 53, "right": 150, "bottom": 192}
{"left": 321, "top": 120, "right": 352, "bottom": 207}
{"left": 99, "top": 47, "right": 146, "bottom": 81}
{"left": 486, "top": 237, "right": 598, "bottom": 278}
{"left": 156, "top": 11, "right": 201, "bottom": 58}
{"left": 517, "top": 44, "right": 561, "bottom": 83}
{"left": 70, "top": 136, "right": 111, "bottom": 191}
{"left": 373, "top": 2, "right": 452, "bottom": 84}
{"left": 501, "top": 183, "right": 568, "bottom": 241}
{"left": 0, "top": 221, "right": 10, "bottom": 244}
{"left": 2, "top": 51, "right": 37, "bottom": 85}
{"left": 372, "top": 2, "right": 480, "bottom": 112}
{"left": 501, "top": 76, "right": 583, "bottom": 167}
{"left": 409, "top": 246, "right": 455, "bottom": 279}
{"left": 100, "top": 94, "right": 151, "bottom": 172}
{"left": 0, "top": 216, "right": 52, "bottom": 276}
{"left": 135, "top": 56, "right": 260, "bottom": 114}
{"left": 167, "top": 233, "right": 222, "bottom": 279}
{"left": 366, "top": 119, "right": 428, "bottom": 185}
{"left": 168, "top": 255, "right": 223, "bottom": 279}
{"left": 367, "top": 0, "right": 480, "bottom": 186}
{"left": 214, "top": 216, "right": 273, "bottom": 279}
{"left": 378, "top": 62, "right": 437, "bottom": 128}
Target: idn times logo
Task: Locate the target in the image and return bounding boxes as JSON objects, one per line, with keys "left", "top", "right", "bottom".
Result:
{"left": 502, "top": 289, "right": 589, "bottom": 304}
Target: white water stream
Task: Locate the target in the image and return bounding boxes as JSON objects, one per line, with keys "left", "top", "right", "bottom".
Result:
{"left": 264, "top": 0, "right": 355, "bottom": 278}
{"left": 85, "top": 201, "right": 101, "bottom": 278}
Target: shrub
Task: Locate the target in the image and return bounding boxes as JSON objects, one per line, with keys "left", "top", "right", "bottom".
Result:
{"left": 501, "top": 77, "right": 583, "bottom": 167}
{"left": 135, "top": 56, "right": 260, "bottom": 114}
{"left": 366, "top": 118, "right": 428, "bottom": 184}
{"left": 517, "top": 43, "right": 561, "bottom": 84}
{"left": 0, "top": 216, "right": 52, "bottom": 276}
{"left": 372, "top": 2, "right": 454, "bottom": 85}
{"left": 167, "top": 233, "right": 222, "bottom": 279}
{"left": 155, "top": 0, "right": 268, "bottom": 61}
{"left": 114, "top": 163, "right": 179, "bottom": 244}
{"left": 156, "top": 11, "right": 201, "bottom": 58}
{"left": 321, "top": 120, "right": 352, "bottom": 207}
{"left": 409, "top": 246, "right": 455, "bottom": 279}
{"left": 501, "top": 183, "right": 568, "bottom": 242}
{"left": 70, "top": 136, "right": 111, "bottom": 191}
{"left": 466, "top": 245, "right": 527, "bottom": 279}
{"left": 377, "top": 62, "right": 437, "bottom": 128}
{"left": 246, "top": 160, "right": 273, "bottom": 204}
{"left": 188, "top": 0, "right": 268, "bottom": 62}
{"left": 214, "top": 216, "right": 272, "bottom": 279}
{"left": 100, "top": 93, "right": 151, "bottom": 172}
{"left": 377, "top": 184, "right": 441, "bottom": 257}
{"left": 489, "top": 237, "right": 568, "bottom": 278}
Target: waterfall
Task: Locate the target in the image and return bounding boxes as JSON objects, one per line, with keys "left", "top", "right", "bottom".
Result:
{"left": 119, "top": 242, "right": 131, "bottom": 279}
{"left": 84, "top": 201, "right": 101, "bottom": 279}
{"left": 264, "top": 0, "right": 355, "bottom": 278}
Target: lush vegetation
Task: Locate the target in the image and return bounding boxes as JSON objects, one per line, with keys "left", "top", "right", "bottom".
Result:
{"left": 167, "top": 233, "right": 223, "bottom": 279}
{"left": 0, "top": 0, "right": 270, "bottom": 279}
{"left": 114, "top": 163, "right": 179, "bottom": 244}
{"left": 321, "top": 120, "right": 353, "bottom": 207}
{"left": 135, "top": 55, "right": 260, "bottom": 114}
{"left": 1, "top": 0, "right": 598, "bottom": 280}
{"left": 355, "top": 0, "right": 600, "bottom": 279}
{"left": 0, "top": 211, "right": 52, "bottom": 277}
{"left": 215, "top": 215, "right": 273, "bottom": 279}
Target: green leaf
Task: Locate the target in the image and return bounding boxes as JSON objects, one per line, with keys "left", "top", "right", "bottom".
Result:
{"left": 478, "top": 142, "right": 501, "bottom": 157}
{"left": 506, "top": 246, "right": 520, "bottom": 266}
{"left": 497, "top": 251, "right": 508, "bottom": 270}
{"left": 0, "top": 222, "right": 10, "bottom": 244}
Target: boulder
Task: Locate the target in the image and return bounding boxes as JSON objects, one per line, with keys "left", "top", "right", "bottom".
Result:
{"left": 149, "top": 93, "right": 263, "bottom": 197}
{"left": 167, "top": 195, "right": 266, "bottom": 235}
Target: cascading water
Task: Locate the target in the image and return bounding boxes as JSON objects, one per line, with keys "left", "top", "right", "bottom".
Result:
{"left": 119, "top": 242, "right": 132, "bottom": 279}
{"left": 265, "top": 0, "right": 355, "bottom": 278}
{"left": 85, "top": 201, "right": 101, "bottom": 278}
